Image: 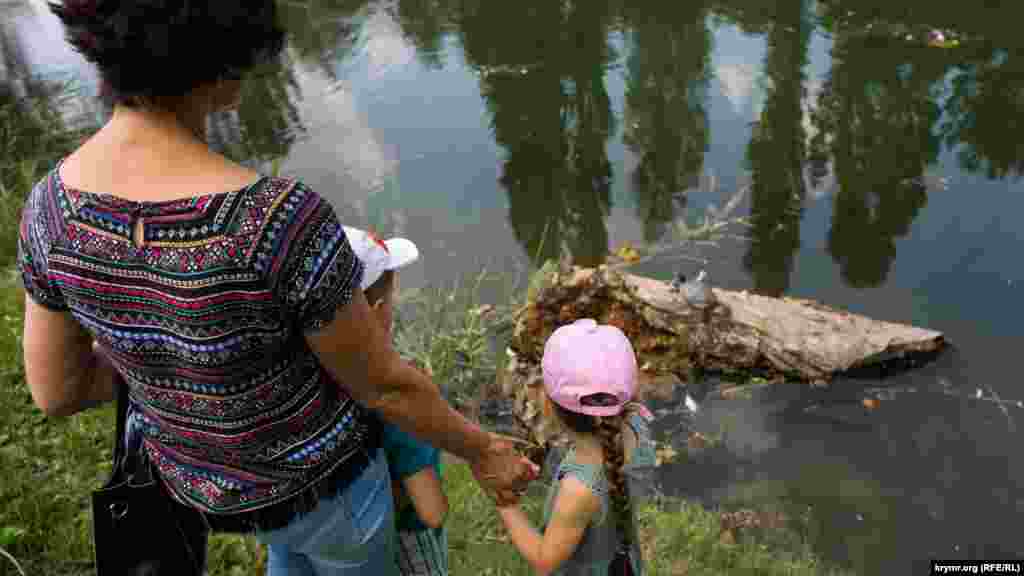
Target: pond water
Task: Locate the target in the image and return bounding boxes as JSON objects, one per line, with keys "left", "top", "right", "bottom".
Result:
{"left": 4, "top": 0, "right": 1024, "bottom": 573}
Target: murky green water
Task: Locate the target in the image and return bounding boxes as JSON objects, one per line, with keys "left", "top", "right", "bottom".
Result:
{"left": 3, "top": 0, "right": 1024, "bottom": 573}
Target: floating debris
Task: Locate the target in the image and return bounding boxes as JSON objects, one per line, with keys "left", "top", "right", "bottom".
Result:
{"left": 928, "top": 30, "right": 961, "bottom": 48}
{"left": 687, "top": 431, "right": 711, "bottom": 451}
{"left": 474, "top": 63, "right": 544, "bottom": 78}
{"left": 684, "top": 392, "right": 700, "bottom": 414}
{"left": 655, "top": 443, "right": 679, "bottom": 466}
{"left": 613, "top": 242, "right": 642, "bottom": 263}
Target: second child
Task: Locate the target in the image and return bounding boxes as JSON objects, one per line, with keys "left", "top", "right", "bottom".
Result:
{"left": 346, "top": 226, "right": 449, "bottom": 576}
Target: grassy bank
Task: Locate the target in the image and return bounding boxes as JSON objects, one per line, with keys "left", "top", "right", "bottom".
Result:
{"left": 0, "top": 268, "right": 853, "bottom": 576}
{"left": 0, "top": 85, "right": 851, "bottom": 576}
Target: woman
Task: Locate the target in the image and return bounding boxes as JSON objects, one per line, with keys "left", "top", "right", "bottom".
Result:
{"left": 18, "top": 1, "right": 536, "bottom": 574}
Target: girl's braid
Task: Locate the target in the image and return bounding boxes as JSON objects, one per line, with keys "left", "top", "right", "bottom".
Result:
{"left": 596, "top": 413, "right": 631, "bottom": 551}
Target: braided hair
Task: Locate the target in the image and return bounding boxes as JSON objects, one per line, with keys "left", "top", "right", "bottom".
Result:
{"left": 550, "top": 396, "right": 635, "bottom": 553}
{"left": 596, "top": 413, "right": 631, "bottom": 551}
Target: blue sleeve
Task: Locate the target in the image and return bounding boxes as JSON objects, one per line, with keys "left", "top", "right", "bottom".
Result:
{"left": 379, "top": 421, "right": 440, "bottom": 480}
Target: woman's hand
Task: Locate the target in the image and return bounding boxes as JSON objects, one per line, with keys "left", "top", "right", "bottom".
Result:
{"left": 471, "top": 434, "right": 539, "bottom": 505}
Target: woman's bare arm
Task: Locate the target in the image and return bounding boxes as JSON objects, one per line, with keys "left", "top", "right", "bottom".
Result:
{"left": 305, "top": 288, "right": 490, "bottom": 459}
{"left": 22, "top": 296, "right": 117, "bottom": 416}
{"left": 305, "top": 289, "right": 538, "bottom": 492}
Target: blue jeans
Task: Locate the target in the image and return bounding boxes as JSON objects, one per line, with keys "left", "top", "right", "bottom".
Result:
{"left": 255, "top": 448, "right": 399, "bottom": 576}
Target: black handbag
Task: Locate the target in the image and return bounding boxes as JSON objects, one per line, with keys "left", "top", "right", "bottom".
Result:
{"left": 609, "top": 550, "right": 634, "bottom": 576}
{"left": 91, "top": 376, "right": 210, "bottom": 575}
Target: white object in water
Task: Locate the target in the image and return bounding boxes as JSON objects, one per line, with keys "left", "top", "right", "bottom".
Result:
{"left": 684, "top": 393, "right": 700, "bottom": 414}
{"left": 976, "top": 389, "right": 983, "bottom": 399}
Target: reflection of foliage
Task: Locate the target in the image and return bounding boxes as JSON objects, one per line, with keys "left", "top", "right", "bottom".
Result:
{"left": 708, "top": 0, "right": 778, "bottom": 35}
{"left": 814, "top": 0, "right": 1024, "bottom": 182}
{"left": 278, "top": 0, "right": 372, "bottom": 74}
{"left": 389, "top": 0, "right": 457, "bottom": 70}
{"left": 742, "top": 0, "right": 812, "bottom": 297}
{"left": 458, "top": 0, "right": 617, "bottom": 268}
{"left": 455, "top": 0, "right": 555, "bottom": 71}
{"left": 561, "top": 0, "right": 616, "bottom": 268}
{"left": 942, "top": 50, "right": 1024, "bottom": 180}
{"left": 207, "top": 55, "right": 305, "bottom": 166}
{"left": 815, "top": 0, "right": 1020, "bottom": 43}
{"left": 810, "top": 35, "right": 945, "bottom": 287}
{"left": 622, "top": 0, "right": 711, "bottom": 244}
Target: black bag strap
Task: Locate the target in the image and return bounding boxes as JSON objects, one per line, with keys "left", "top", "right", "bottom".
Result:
{"left": 110, "top": 372, "right": 130, "bottom": 472}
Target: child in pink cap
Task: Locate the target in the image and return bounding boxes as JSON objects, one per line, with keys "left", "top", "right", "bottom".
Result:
{"left": 497, "top": 319, "right": 656, "bottom": 576}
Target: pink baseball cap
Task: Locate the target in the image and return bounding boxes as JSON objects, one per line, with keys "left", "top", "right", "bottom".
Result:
{"left": 541, "top": 318, "right": 639, "bottom": 417}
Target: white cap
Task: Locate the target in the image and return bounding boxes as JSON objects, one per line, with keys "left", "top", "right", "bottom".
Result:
{"left": 343, "top": 226, "right": 420, "bottom": 290}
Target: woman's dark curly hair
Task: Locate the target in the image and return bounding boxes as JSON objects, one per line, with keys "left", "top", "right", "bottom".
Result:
{"left": 49, "top": 0, "right": 286, "bottom": 107}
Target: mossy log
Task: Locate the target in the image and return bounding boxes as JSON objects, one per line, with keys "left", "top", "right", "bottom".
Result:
{"left": 498, "top": 264, "right": 946, "bottom": 447}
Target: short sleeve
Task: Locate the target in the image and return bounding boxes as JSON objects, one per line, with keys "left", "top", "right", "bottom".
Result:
{"left": 16, "top": 181, "right": 68, "bottom": 311}
{"left": 278, "top": 186, "right": 364, "bottom": 332}
{"left": 380, "top": 420, "right": 439, "bottom": 480}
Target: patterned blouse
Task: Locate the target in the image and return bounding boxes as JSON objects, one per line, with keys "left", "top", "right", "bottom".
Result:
{"left": 16, "top": 160, "right": 379, "bottom": 532}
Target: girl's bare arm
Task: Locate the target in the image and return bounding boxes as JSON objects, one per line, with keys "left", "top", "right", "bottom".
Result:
{"left": 497, "top": 476, "right": 600, "bottom": 576}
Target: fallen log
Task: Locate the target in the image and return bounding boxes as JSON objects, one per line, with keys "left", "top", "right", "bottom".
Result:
{"left": 496, "top": 264, "right": 946, "bottom": 447}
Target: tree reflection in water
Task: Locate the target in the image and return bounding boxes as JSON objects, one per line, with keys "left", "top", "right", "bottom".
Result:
{"left": 740, "top": 0, "right": 812, "bottom": 297}
{"left": 942, "top": 47, "right": 1024, "bottom": 180}
{"left": 458, "top": 0, "right": 616, "bottom": 268}
{"left": 207, "top": 53, "right": 306, "bottom": 169}
{"left": 816, "top": 0, "right": 1024, "bottom": 182}
{"left": 622, "top": 0, "right": 711, "bottom": 245}
{"left": 387, "top": 0, "right": 457, "bottom": 70}
{"left": 207, "top": 0, "right": 381, "bottom": 169}
{"left": 280, "top": 0, "right": 372, "bottom": 76}
{"left": 810, "top": 28, "right": 946, "bottom": 288}
{"left": 811, "top": 1, "right": 1024, "bottom": 289}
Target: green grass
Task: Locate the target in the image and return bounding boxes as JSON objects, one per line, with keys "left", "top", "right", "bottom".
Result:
{"left": 0, "top": 79, "right": 93, "bottom": 268}
{"left": 443, "top": 456, "right": 545, "bottom": 575}
{"left": 391, "top": 267, "right": 519, "bottom": 405}
{"left": 0, "top": 276, "right": 115, "bottom": 576}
